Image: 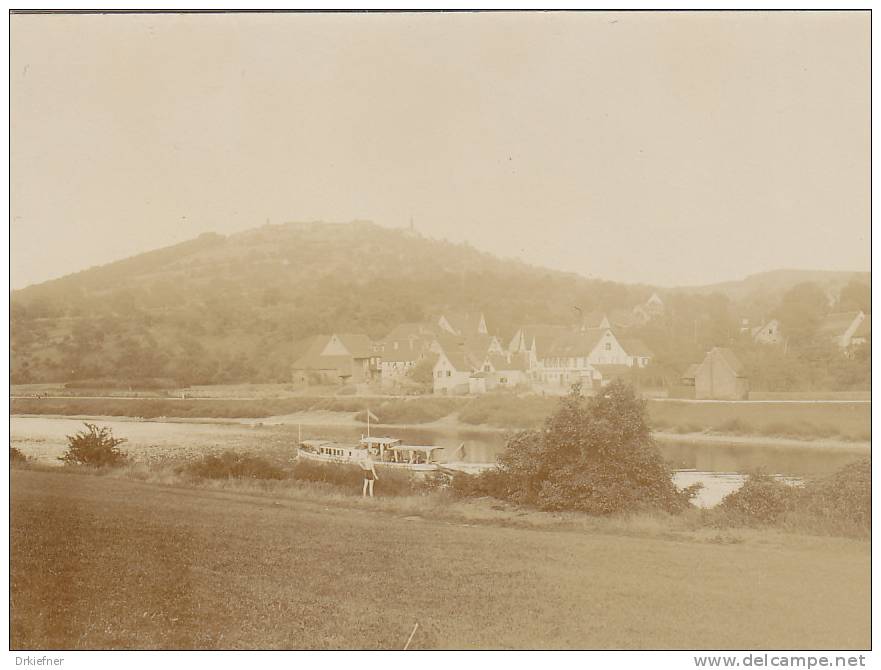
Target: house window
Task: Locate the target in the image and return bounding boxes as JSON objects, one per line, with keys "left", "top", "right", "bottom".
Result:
{"left": 446, "top": 370, "right": 451, "bottom": 377}
{"left": 436, "top": 370, "right": 442, "bottom": 378}
{"left": 499, "top": 377, "right": 508, "bottom": 384}
{"left": 605, "top": 343, "right": 611, "bottom": 351}
{"left": 484, "top": 364, "right": 491, "bottom": 372}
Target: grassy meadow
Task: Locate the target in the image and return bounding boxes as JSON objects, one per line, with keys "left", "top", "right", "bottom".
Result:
{"left": 647, "top": 400, "right": 870, "bottom": 442}
{"left": 11, "top": 468, "right": 870, "bottom": 650}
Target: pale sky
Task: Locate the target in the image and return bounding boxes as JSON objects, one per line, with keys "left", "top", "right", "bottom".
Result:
{"left": 11, "top": 11, "right": 870, "bottom": 289}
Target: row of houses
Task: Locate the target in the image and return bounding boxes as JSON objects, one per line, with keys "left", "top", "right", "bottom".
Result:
{"left": 743, "top": 310, "right": 870, "bottom": 351}
{"left": 291, "top": 309, "right": 656, "bottom": 395}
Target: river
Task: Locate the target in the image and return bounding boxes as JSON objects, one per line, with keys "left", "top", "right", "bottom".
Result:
{"left": 11, "top": 415, "right": 867, "bottom": 508}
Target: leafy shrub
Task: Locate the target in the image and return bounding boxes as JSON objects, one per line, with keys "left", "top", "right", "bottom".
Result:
{"left": 10, "top": 447, "right": 28, "bottom": 464}
{"left": 60, "top": 423, "right": 128, "bottom": 467}
{"left": 717, "top": 472, "right": 799, "bottom": 525}
{"left": 464, "top": 382, "right": 696, "bottom": 515}
{"left": 718, "top": 459, "right": 870, "bottom": 535}
{"left": 800, "top": 458, "right": 870, "bottom": 529}
{"left": 182, "top": 451, "right": 287, "bottom": 480}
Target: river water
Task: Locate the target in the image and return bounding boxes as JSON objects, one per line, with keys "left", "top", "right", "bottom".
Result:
{"left": 11, "top": 416, "right": 867, "bottom": 508}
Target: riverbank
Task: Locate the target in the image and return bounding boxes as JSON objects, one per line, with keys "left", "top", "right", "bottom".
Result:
{"left": 12, "top": 409, "right": 871, "bottom": 453}
{"left": 10, "top": 467, "right": 869, "bottom": 649}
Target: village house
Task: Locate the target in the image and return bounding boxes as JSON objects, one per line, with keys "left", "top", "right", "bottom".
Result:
{"left": 619, "top": 337, "right": 654, "bottom": 368}
{"left": 751, "top": 319, "right": 784, "bottom": 345}
{"left": 291, "top": 333, "right": 380, "bottom": 385}
{"left": 470, "top": 351, "right": 531, "bottom": 393}
{"left": 632, "top": 292, "right": 665, "bottom": 324}
{"left": 681, "top": 347, "right": 749, "bottom": 400}
{"left": 507, "top": 324, "right": 572, "bottom": 374}
{"left": 536, "top": 325, "right": 634, "bottom": 389}
{"left": 377, "top": 322, "right": 436, "bottom": 384}
{"left": 850, "top": 315, "right": 870, "bottom": 349}
{"left": 509, "top": 317, "right": 653, "bottom": 390}
{"left": 431, "top": 333, "right": 506, "bottom": 394}
{"left": 432, "top": 348, "right": 474, "bottom": 394}
{"left": 818, "top": 311, "right": 867, "bottom": 350}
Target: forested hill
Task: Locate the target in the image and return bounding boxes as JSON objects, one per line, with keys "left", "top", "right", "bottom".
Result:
{"left": 11, "top": 221, "right": 655, "bottom": 384}
{"left": 11, "top": 221, "right": 870, "bottom": 388}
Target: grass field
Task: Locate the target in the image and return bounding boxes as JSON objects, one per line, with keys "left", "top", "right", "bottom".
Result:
{"left": 647, "top": 400, "right": 871, "bottom": 442}
{"left": 11, "top": 469, "right": 869, "bottom": 650}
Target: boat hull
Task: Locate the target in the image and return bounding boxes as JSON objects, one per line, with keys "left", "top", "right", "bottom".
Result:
{"left": 296, "top": 448, "right": 439, "bottom": 472}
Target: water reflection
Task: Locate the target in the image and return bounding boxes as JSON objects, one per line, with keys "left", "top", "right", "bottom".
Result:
{"left": 12, "top": 416, "right": 867, "bottom": 508}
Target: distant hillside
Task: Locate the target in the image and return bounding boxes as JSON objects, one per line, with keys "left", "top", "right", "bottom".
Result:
{"left": 11, "top": 221, "right": 655, "bottom": 384}
{"left": 11, "top": 221, "right": 869, "bottom": 388}
{"left": 675, "top": 269, "right": 868, "bottom": 308}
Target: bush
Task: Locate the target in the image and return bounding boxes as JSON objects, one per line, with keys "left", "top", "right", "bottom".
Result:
{"left": 717, "top": 472, "right": 798, "bottom": 525}
{"left": 463, "top": 382, "right": 696, "bottom": 515}
{"left": 717, "top": 459, "right": 870, "bottom": 535}
{"left": 182, "top": 451, "right": 287, "bottom": 480}
{"left": 60, "top": 423, "right": 128, "bottom": 467}
{"left": 800, "top": 458, "right": 870, "bottom": 529}
{"left": 10, "top": 447, "right": 28, "bottom": 465}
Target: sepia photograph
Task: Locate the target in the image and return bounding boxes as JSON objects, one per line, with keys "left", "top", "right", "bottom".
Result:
{"left": 8, "top": 8, "right": 871, "bottom": 655}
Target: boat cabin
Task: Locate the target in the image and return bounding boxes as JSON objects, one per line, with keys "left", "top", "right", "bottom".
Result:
{"left": 299, "top": 440, "right": 356, "bottom": 459}
{"left": 387, "top": 445, "right": 443, "bottom": 465}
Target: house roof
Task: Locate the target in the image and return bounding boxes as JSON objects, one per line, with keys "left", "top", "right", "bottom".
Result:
{"left": 336, "top": 333, "right": 374, "bottom": 358}
{"left": 619, "top": 338, "right": 653, "bottom": 357}
{"left": 463, "top": 334, "right": 499, "bottom": 361}
{"left": 545, "top": 328, "right": 607, "bottom": 358}
{"left": 437, "top": 348, "right": 473, "bottom": 372}
{"left": 516, "top": 325, "right": 572, "bottom": 356}
{"left": 578, "top": 310, "right": 635, "bottom": 330}
{"left": 291, "top": 333, "right": 372, "bottom": 370}
{"left": 818, "top": 311, "right": 863, "bottom": 336}
{"left": 708, "top": 347, "right": 745, "bottom": 376}
{"left": 438, "top": 312, "right": 486, "bottom": 336}
{"left": 483, "top": 352, "right": 530, "bottom": 372}
{"left": 382, "top": 322, "right": 433, "bottom": 341}
{"left": 379, "top": 322, "right": 435, "bottom": 362}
